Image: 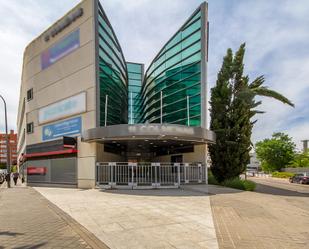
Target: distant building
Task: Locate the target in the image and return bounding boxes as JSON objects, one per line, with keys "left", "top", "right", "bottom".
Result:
{"left": 247, "top": 152, "right": 261, "bottom": 172}
{"left": 301, "top": 140, "right": 309, "bottom": 153}
{"left": 0, "top": 130, "right": 17, "bottom": 165}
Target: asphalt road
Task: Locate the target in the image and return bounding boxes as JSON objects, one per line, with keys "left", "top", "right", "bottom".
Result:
{"left": 251, "top": 176, "right": 309, "bottom": 196}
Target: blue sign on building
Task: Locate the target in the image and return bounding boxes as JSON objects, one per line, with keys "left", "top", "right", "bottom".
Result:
{"left": 42, "top": 116, "right": 82, "bottom": 141}
{"left": 41, "top": 29, "right": 80, "bottom": 70}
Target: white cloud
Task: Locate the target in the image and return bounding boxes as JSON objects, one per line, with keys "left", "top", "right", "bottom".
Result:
{"left": 102, "top": 0, "right": 204, "bottom": 67}
{"left": 0, "top": 0, "right": 79, "bottom": 132}
{"left": 206, "top": 0, "right": 309, "bottom": 150}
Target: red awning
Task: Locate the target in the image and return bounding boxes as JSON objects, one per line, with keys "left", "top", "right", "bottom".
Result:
{"left": 24, "top": 149, "right": 78, "bottom": 159}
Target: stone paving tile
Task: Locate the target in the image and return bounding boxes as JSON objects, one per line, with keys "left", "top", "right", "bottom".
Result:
{"left": 0, "top": 186, "right": 108, "bottom": 249}
{"left": 206, "top": 181, "right": 309, "bottom": 249}
{"left": 35, "top": 187, "right": 219, "bottom": 249}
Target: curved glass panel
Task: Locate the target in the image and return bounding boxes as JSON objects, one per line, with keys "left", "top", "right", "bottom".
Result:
{"left": 97, "top": 2, "right": 128, "bottom": 126}
{"left": 96, "top": 1, "right": 207, "bottom": 127}
{"left": 136, "top": 8, "right": 205, "bottom": 127}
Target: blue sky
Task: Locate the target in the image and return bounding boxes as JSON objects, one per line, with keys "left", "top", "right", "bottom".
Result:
{"left": 0, "top": 0, "right": 308, "bottom": 149}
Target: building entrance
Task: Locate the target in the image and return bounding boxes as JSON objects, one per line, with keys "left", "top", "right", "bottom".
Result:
{"left": 102, "top": 139, "right": 195, "bottom": 163}
{"left": 171, "top": 155, "right": 183, "bottom": 163}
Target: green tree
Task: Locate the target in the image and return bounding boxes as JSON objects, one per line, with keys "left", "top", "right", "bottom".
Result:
{"left": 209, "top": 43, "right": 294, "bottom": 182}
{"left": 290, "top": 149, "right": 309, "bottom": 167}
{"left": 209, "top": 49, "right": 233, "bottom": 182}
{"left": 255, "top": 132, "right": 296, "bottom": 172}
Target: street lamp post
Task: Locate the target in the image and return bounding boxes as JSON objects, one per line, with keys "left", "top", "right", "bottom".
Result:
{"left": 0, "top": 94, "right": 11, "bottom": 188}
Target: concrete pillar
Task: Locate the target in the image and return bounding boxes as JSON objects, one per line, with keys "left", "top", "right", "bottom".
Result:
{"left": 77, "top": 137, "right": 96, "bottom": 188}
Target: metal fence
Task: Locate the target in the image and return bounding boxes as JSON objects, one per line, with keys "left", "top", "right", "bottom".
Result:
{"left": 96, "top": 162, "right": 207, "bottom": 189}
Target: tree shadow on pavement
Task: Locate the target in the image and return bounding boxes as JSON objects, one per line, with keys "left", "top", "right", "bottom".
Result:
{"left": 14, "top": 242, "right": 47, "bottom": 249}
{"left": 0, "top": 231, "right": 24, "bottom": 237}
{"left": 98, "top": 183, "right": 309, "bottom": 197}
{"left": 99, "top": 184, "right": 246, "bottom": 196}
{"left": 254, "top": 182, "right": 309, "bottom": 197}
{"left": 99, "top": 188, "right": 208, "bottom": 196}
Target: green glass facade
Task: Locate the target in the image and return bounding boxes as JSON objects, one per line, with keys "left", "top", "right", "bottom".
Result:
{"left": 136, "top": 7, "right": 206, "bottom": 127}
{"left": 127, "top": 62, "right": 143, "bottom": 124}
{"left": 97, "top": 2, "right": 128, "bottom": 126}
{"left": 95, "top": 1, "right": 207, "bottom": 128}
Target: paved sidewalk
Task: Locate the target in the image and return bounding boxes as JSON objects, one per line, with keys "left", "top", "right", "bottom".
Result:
{"left": 184, "top": 184, "right": 309, "bottom": 249}
{"left": 0, "top": 186, "right": 109, "bottom": 249}
{"left": 35, "top": 187, "right": 219, "bottom": 249}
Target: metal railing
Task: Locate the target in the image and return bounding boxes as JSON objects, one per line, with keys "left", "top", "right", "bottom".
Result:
{"left": 96, "top": 162, "right": 207, "bottom": 189}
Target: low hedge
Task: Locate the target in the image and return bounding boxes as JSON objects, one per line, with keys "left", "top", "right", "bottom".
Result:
{"left": 208, "top": 171, "right": 256, "bottom": 191}
{"left": 223, "top": 178, "right": 256, "bottom": 191}
{"left": 208, "top": 172, "right": 219, "bottom": 185}
{"left": 271, "top": 171, "right": 295, "bottom": 178}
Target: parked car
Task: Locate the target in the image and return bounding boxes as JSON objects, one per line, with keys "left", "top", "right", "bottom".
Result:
{"left": 0, "top": 169, "right": 7, "bottom": 174}
{"left": 0, "top": 173, "right": 4, "bottom": 184}
{"left": 246, "top": 170, "right": 256, "bottom": 177}
{"left": 289, "top": 173, "right": 309, "bottom": 184}
{"left": 0, "top": 169, "right": 8, "bottom": 184}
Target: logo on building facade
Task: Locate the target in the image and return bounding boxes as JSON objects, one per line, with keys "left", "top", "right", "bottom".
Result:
{"left": 42, "top": 116, "right": 82, "bottom": 141}
{"left": 44, "top": 8, "right": 83, "bottom": 42}
{"left": 41, "top": 29, "right": 80, "bottom": 70}
{"left": 27, "top": 167, "right": 47, "bottom": 175}
{"left": 39, "top": 92, "right": 86, "bottom": 124}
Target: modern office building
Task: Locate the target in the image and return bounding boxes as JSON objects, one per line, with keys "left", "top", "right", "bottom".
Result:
{"left": 0, "top": 130, "right": 17, "bottom": 165}
{"left": 17, "top": 0, "right": 215, "bottom": 188}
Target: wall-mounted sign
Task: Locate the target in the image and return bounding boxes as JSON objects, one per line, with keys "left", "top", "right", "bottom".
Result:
{"left": 41, "top": 29, "right": 80, "bottom": 70}
{"left": 42, "top": 116, "right": 82, "bottom": 141}
{"left": 27, "top": 167, "right": 47, "bottom": 175}
{"left": 44, "top": 8, "right": 83, "bottom": 42}
{"left": 39, "top": 92, "right": 86, "bottom": 124}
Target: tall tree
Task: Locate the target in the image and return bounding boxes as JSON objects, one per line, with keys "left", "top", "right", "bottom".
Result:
{"left": 209, "top": 49, "right": 233, "bottom": 182}
{"left": 209, "top": 43, "right": 294, "bottom": 182}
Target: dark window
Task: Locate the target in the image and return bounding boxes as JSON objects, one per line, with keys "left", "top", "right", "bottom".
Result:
{"left": 26, "top": 122, "right": 34, "bottom": 134}
{"left": 27, "top": 89, "right": 33, "bottom": 101}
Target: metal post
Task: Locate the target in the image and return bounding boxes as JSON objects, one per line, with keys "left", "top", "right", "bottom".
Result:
{"left": 198, "top": 163, "right": 202, "bottom": 183}
{"left": 187, "top": 95, "right": 190, "bottom": 126}
{"left": 160, "top": 91, "right": 163, "bottom": 124}
{"left": 205, "top": 148, "right": 209, "bottom": 184}
{"left": 104, "top": 95, "right": 108, "bottom": 127}
{"left": 154, "top": 163, "right": 157, "bottom": 187}
{"left": 184, "top": 163, "right": 188, "bottom": 184}
{"left": 0, "top": 94, "right": 11, "bottom": 188}
{"left": 205, "top": 162, "right": 208, "bottom": 184}
{"left": 132, "top": 164, "right": 134, "bottom": 187}
{"left": 130, "top": 92, "right": 133, "bottom": 124}
{"left": 95, "top": 162, "right": 99, "bottom": 186}
{"left": 177, "top": 163, "right": 181, "bottom": 187}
